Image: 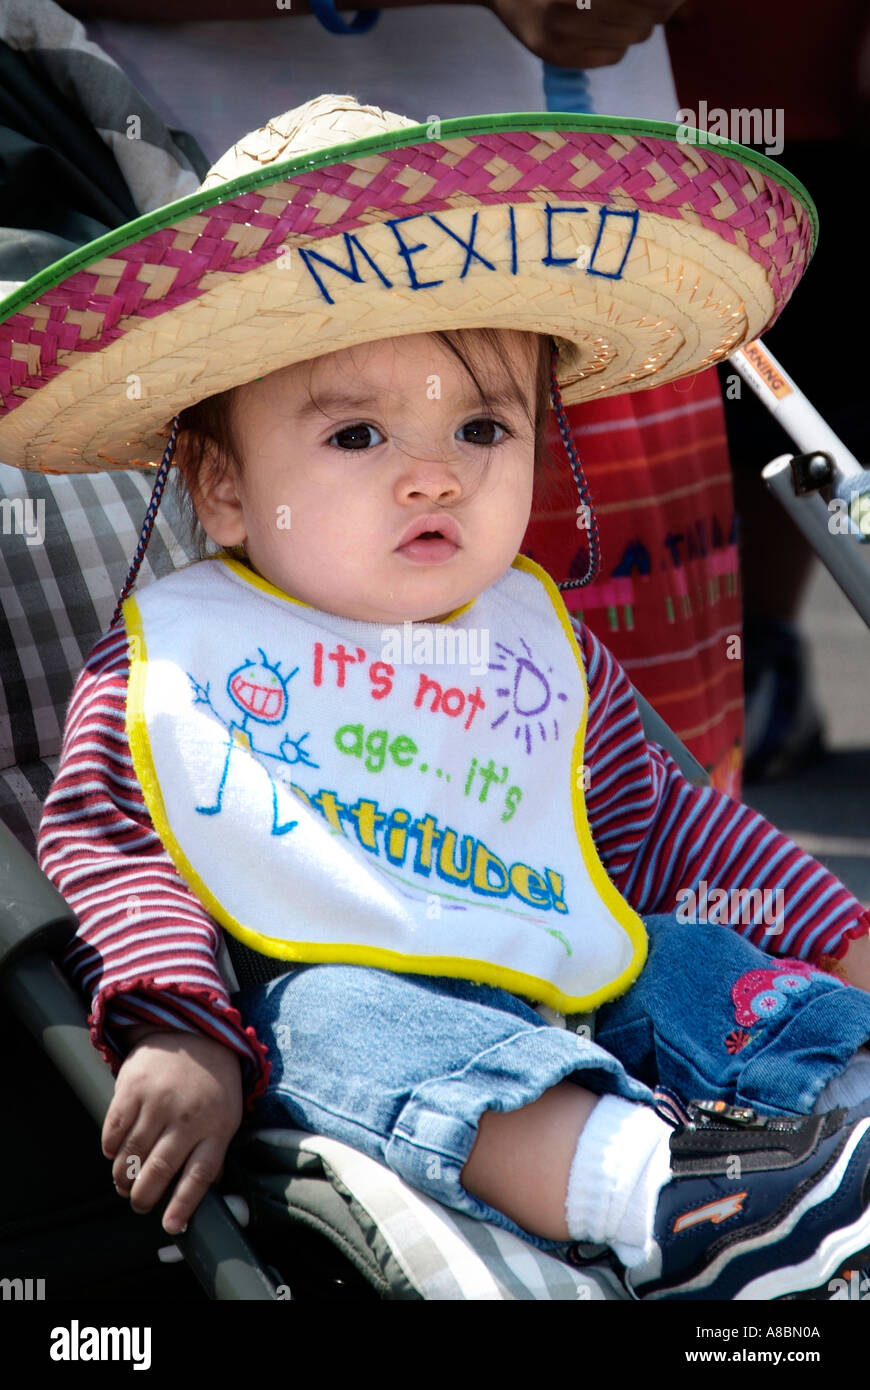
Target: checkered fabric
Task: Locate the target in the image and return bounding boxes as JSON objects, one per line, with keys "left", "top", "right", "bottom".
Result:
{"left": 0, "top": 462, "right": 197, "bottom": 853}
{"left": 245, "top": 1129, "right": 627, "bottom": 1301}
{"left": 0, "top": 0, "right": 202, "bottom": 249}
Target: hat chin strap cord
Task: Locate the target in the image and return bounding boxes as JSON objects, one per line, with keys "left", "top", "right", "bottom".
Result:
{"left": 110, "top": 415, "right": 179, "bottom": 627}
{"left": 548, "top": 342, "right": 601, "bottom": 591}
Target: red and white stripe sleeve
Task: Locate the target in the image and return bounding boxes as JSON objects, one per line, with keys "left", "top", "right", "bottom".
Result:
{"left": 38, "top": 610, "right": 869, "bottom": 1090}
{"left": 37, "top": 627, "right": 270, "bottom": 1107}
{"left": 575, "top": 616, "right": 870, "bottom": 963}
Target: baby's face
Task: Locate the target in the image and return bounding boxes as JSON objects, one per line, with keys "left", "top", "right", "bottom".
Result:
{"left": 193, "top": 331, "right": 539, "bottom": 623}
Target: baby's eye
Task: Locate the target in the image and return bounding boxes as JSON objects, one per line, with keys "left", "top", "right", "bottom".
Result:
{"left": 328, "top": 422, "right": 385, "bottom": 451}
{"left": 457, "top": 417, "right": 509, "bottom": 447}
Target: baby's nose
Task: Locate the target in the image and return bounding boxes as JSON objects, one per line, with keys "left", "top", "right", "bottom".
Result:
{"left": 398, "top": 454, "right": 463, "bottom": 502}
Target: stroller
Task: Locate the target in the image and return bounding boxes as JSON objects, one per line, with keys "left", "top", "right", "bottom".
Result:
{"left": 1, "top": 6, "right": 868, "bottom": 1304}
{"left": 1, "top": 351, "right": 867, "bottom": 1301}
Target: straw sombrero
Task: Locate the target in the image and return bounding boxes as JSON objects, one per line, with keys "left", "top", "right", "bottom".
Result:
{"left": 0, "top": 92, "right": 816, "bottom": 475}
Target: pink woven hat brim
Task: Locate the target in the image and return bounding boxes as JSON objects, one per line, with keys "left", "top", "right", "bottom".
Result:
{"left": 0, "top": 108, "right": 817, "bottom": 473}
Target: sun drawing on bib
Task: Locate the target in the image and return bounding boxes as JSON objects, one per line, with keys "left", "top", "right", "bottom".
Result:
{"left": 488, "top": 638, "right": 569, "bottom": 753}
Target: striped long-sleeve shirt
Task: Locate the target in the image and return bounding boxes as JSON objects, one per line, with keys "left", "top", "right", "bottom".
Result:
{"left": 37, "top": 619, "right": 870, "bottom": 1108}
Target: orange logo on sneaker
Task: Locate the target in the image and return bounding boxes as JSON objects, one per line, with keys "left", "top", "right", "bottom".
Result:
{"left": 673, "top": 1193, "right": 748, "bottom": 1232}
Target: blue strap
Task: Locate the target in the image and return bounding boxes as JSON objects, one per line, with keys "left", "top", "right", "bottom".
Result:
{"left": 542, "top": 63, "right": 593, "bottom": 114}
{"left": 542, "top": 67, "right": 602, "bottom": 594}
{"left": 306, "top": 0, "right": 381, "bottom": 34}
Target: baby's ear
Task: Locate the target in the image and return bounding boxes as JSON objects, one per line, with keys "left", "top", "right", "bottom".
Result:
{"left": 182, "top": 437, "right": 247, "bottom": 547}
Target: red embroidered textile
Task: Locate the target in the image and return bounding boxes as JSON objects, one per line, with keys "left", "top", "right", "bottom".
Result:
{"left": 524, "top": 370, "right": 743, "bottom": 797}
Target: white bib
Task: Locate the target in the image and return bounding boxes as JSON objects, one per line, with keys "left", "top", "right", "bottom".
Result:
{"left": 125, "top": 554, "right": 647, "bottom": 1011}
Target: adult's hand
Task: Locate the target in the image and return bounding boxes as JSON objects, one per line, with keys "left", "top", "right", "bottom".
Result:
{"left": 487, "top": 0, "right": 689, "bottom": 68}
{"left": 69, "top": 0, "right": 688, "bottom": 56}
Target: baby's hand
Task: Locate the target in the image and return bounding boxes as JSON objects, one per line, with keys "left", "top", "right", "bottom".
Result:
{"left": 103, "top": 1028, "right": 243, "bottom": 1235}
{"left": 824, "top": 930, "right": 870, "bottom": 994}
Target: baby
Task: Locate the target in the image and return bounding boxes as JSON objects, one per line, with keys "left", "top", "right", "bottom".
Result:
{"left": 39, "top": 325, "right": 870, "bottom": 1300}
{"left": 7, "top": 90, "right": 866, "bottom": 1301}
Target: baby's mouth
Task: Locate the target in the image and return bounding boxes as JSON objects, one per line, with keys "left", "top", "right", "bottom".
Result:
{"left": 395, "top": 516, "right": 461, "bottom": 565}
{"left": 396, "top": 514, "right": 461, "bottom": 547}
{"left": 396, "top": 533, "right": 460, "bottom": 564}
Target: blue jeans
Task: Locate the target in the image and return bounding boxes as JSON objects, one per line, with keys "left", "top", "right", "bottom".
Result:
{"left": 237, "top": 967, "right": 654, "bottom": 1255}
{"left": 236, "top": 912, "right": 870, "bottom": 1253}
{"left": 595, "top": 914, "right": 870, "bottom": 1114}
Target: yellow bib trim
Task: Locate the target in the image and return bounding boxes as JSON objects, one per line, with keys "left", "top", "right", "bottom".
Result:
{"left": 125, "top": 558, "right": 647, "bottom": 1012}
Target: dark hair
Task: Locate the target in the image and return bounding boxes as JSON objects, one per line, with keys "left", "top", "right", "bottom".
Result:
{"left": 172, "top": 328, "right": 559, "bottom": 559}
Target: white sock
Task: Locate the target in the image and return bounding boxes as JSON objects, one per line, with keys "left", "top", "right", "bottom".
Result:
{"left": 812, "top": 1047, "right": 870, "bottom": 1113}
{"left": 564, "top": 1093, "right": 673, "bottom": 1268}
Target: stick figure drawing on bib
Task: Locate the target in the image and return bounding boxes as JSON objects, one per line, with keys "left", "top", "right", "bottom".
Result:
{"left": 188, "top": 649, "right": 318, "bottom": 835}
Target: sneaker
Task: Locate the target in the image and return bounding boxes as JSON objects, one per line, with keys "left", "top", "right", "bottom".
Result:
{"left": 624, "top": 1100, "right": 870, "bottom": 1300}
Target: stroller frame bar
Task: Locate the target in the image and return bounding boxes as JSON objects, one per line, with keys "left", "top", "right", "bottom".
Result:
{"left": 0, "top": 819, "right": 280, "bottom": 1302}
{"left": 731, "top": 340, "right": 865, "bottom": 481}
{"left": 730, "top": 338, "right": 870, "bottom": 634}
{"left": 762, "top": 456, "right": 870, "bottom": 633}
